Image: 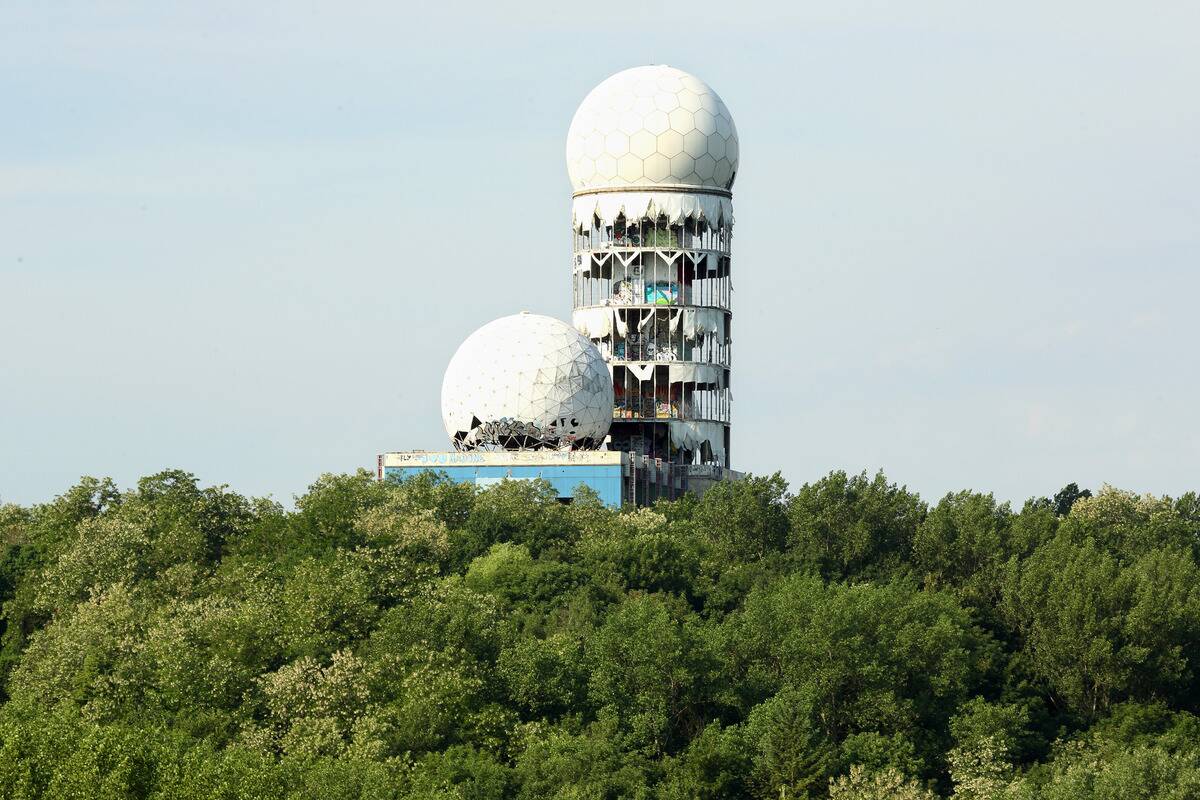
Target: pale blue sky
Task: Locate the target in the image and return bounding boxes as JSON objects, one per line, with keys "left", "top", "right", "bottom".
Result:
{"left": 2, "top": 1, "right": 1198, "bottom": 506}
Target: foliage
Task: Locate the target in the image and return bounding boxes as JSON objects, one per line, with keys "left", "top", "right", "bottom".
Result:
{"left": 788, "top": 470, "right": 925, "bottom": 580}
{"left": 1000, "top": 531, "right": 1200, "bottom": 718}
{"left": 829, "top": 765, "right": 937, "bottom": 800}
{"left": 0, "top": 469, "right": 1198, "bottom": 797}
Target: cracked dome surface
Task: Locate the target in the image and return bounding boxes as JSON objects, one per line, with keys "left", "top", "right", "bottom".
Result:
{"left": 566, "top": 65, "right": 738, "bottom": 193}
{"left": 441, "top": 313, "right": 614, "bottom": 451}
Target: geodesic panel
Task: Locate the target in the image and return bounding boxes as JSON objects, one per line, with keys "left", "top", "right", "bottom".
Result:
{"left": 441, "top": 313, "right": 614, "bottom": 451}
{"left": 566, "top": 65, "right": 738, "bottom": 193}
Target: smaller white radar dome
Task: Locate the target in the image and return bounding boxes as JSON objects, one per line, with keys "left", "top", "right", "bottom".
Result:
{"left": 441, "top": 313, "right": 614, "bottom": 451}
{"left": 566, "top": 65, "right": 738, "bottom": 193}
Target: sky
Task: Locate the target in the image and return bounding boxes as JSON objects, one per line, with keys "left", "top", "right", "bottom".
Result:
{"left": 2, "top": 1, "right": 1198, "bottom": 507}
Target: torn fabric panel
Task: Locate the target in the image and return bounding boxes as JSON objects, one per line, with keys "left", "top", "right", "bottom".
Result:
{"left": 680, "top": 307, "right": 725, "bottom": 339}
{"left": 666, "top": 363, "right": 721, "bottom": 386}
{"left": 572, "top": 191, "right": 734, "bottom": 232}
{"left": 668, "top": 420, "right": 727, "bottom": 464}
{"left": 572, "top": 307, "right": 614, "bottom": 339}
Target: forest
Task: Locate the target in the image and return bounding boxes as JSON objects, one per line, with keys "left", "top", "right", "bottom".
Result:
{"left": 1, "top": 468, "right": 1199, "bottom": 799}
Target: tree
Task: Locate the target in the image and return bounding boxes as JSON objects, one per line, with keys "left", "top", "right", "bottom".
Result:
{"left": 498, "top": 633, "right": 586, "bottom": 720}
{"left": 404, "top": 745, "right": 511, "bottom": 800}
{"left": 6, "top": 583, "right": 149, "bottom": 720}
{"left": 576, "top": 508, "right": 699, "bottom": 598}
{"left": 947, "top": 698, "right": 1034, "bottom": 792}
{"left": 1001, "top": 534, "right": 1200, "bottom": 717}
{"left": 279, "top": 555, "right": 378, "bottom": 659}
{"left": 293, "top": 470, "right": 393, "bottom": 552}
{"left": 730, "top": 574, "right": 994, "bottom": 751}
{"left": 455, "top": 479, "right": 578, "bottom": 566}
{"left": 657, "top": 722, "right": 752, "bottom": 800}
{"left": 1064, "top": 485, "right": 1195, "bottom": 556}
{"left": 1017, "top": 741, "right": 1200, "bottom": 799}
{"left": 513, "top": 712, "right": 654, "bottom": 800}
{"left": 691, "top": 474, "right": 790, "bottom": 562}
{"left": 464, "top": 542, "right": 584, "bottom": 610}
{"left": 587, "top": 594, "right": 720, "bottom": 753}
{"left": 1052, "top": 483, "right": 1092, "bottom": 517}
{"left": 744, "top": 686, "right": 837, "bottom": 797}
{"left": 829, "top": 765, "right": 937, "bottom": 800}
{"left": 787, "top": 471, "right": 925, "bottom": 579}
{"left": 913, "top": 491, "right": 1012, "bottom": 607}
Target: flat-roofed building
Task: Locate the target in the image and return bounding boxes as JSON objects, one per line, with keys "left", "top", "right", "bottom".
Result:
{"left": 378, "top": 450, "right": 737, "bottom": 508}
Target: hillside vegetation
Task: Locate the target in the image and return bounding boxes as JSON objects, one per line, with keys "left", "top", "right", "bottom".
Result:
{"left": 1, "top": 469, "right": 1199, "bottom": 799}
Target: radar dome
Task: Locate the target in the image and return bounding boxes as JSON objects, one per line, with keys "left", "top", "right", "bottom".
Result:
{"left": 441, "top": 313, "right": 614, "bottom": 451}
{"left": 566, "top": 65, "right": 738, "bottom": 193}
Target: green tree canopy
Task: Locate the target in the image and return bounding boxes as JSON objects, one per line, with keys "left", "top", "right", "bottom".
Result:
{"left": 0, "top": 469, "right": 1197, "bottom": 798}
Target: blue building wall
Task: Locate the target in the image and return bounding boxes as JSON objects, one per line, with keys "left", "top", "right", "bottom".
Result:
{"left": 383, "top": 463, "right": 624, "bottom": 508}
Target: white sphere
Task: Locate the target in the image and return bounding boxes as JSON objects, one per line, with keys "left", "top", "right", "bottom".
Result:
{"left": 566, "top": 65, "right": 738, "bottom": 193}
{"left": 441, "top": 313, "right": 614, "bottom": 450}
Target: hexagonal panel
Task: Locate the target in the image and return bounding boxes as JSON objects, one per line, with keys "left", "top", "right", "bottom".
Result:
{"left": 623, "top": 108, "right": 651, "bottom": 135}
{"left": 713, "top": 158, "right": 732, "bottom": 186}
{"left": 677, "top": 89, "right": 701, "bottom": 112}
{"left": 644, "top": 110, "right": 669, "bottom": 135}
{"left": 694, "top": 153, "right": 716, "bottom": 180}
{"left": 584, "top": 132, "right": 605, "bottom": 159}
{"left": 670, "top": 152, "right": 695, "bottom": 177}
{"left": 595, "top": 154, "right": 617, "bottom": 179}
{"left": 683, "top": 129, "right": 708, "bottom": 158}
{"left": 594, "top": 107, "right": 618, "bottom": 132}
{"left": 657, "top": 129, "right": 684, "bottom": 158}
{"left": 679, "top": 74, "right": 707, "bottom": 94}
{"left": 617, "top": 153, "right": 643, "bottom": 182}
{"left": 604, "top": 131, "right": 629, "bottom": 157}
{"left": 632, "top": 78, "right": 657, "bottom": 97}
{"left": 693, "top": 109, "right": 716, "bottom": 135}
{"left": 715, "top": 114, "right": 732, "bottom": 139}
{"left": 628, "top": 129, "right": 657, "bottom": 159}
{"left": 607, "top": 88, "right": 635, "bottom": 112}
{"left": 656, "top": 74, "right": 683, "bottom": 93}
{"left": 643, "top": 152, "right": 671, "bottom": 182}
{"left": 566, "top": 136, "right": 583, "bottom": 162}
{"left": 632, "top": 96, "right": 656, "bottom": 115}
{"left": 707, "top": 136, "right": 726, "bottom": 160}
{"left": 668, "top": 107, "right": 695, "bottom": 134}
{"left": 654, "top": 92, "right": 679, "bottom": 112}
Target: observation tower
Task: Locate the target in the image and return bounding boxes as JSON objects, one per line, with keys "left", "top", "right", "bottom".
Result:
{"left": 567, "top": 65, "right": 736, "bottom": 470}
{"left": 378, "top": 65, "right": 743, "bottom": 506}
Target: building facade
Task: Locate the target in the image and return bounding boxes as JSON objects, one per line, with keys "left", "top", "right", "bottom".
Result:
{"left": 378, "top": 450, "right": 710, "bottom": 508}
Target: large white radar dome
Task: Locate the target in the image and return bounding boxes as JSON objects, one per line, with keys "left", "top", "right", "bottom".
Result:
{"left": 441, "top": 313, "right": 614, "bottom": 451}
{"left": 566, "top": 65, "right": 738, "bottom": 193}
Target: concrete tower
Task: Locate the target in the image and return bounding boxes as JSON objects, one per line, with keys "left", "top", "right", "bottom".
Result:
{"left": 566, "top": 65, "right": 736, "bottom": 470}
